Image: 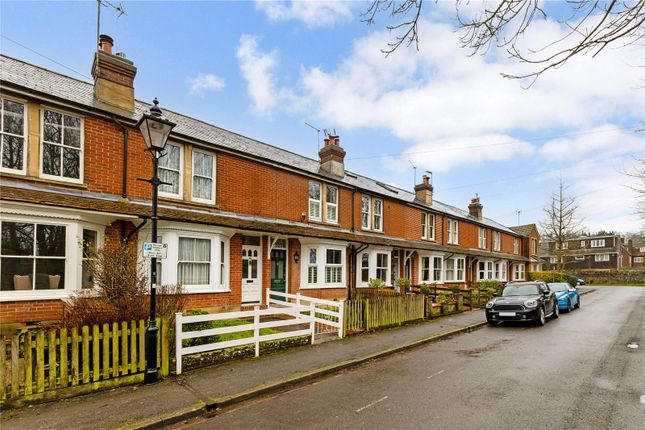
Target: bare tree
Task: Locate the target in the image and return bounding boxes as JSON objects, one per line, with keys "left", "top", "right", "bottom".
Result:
{"left": 363, "top": 0, "right": 645, "bottom": 82}
{"left": 626, "top": 156, "right": 645, "bottom": 219}
{"left": 540, "top": 177, "right": 583, "bottom": 271}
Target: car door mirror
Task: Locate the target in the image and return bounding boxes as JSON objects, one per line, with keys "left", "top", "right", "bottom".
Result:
{"left": 492, "top": 292, "right": 499, "bottom": 297}
{"left": 543, "top": 290, "right": 550, "bottom": 297}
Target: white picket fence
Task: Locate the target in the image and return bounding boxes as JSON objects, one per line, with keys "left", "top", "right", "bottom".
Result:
{"left": 175, "top": 304, "right": 314, "bottom": 375}
{"left": 266, "top": 290, "right": 345, "bottom": 338}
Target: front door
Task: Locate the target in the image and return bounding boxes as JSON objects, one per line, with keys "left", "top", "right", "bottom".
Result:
{"left": 242, "top": 241, "right": 261, "bottom": 303}
{"left": 270, "top": 249, "right": 287, "bottom": 301}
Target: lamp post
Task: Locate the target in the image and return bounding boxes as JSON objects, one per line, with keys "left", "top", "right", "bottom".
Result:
{"left": 137, "top": 98, "right": 176, "bottom": 385}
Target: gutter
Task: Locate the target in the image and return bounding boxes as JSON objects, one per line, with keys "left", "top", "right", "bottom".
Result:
{"left": 112, "top": 115, "right": 129, "bottom": 199}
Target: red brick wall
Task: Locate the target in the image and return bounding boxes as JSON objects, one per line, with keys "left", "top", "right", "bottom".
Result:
{"left": 0, "top": 300, "right": 64, "bottom": 324}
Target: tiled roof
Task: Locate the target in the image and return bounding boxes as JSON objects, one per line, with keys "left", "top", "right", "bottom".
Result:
{"left": 1, "top": 54, "right": 518, "bottom": 235}
{"left": 0, "top": 181, "right": 528, "bottom": 261}
{"left": 509, "top": 224, "right": 537, "bottom": 237}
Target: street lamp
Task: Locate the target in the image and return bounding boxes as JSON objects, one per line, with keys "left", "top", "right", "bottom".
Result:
{"left": 137, "top": 98, "right": 176, "bottom": 385}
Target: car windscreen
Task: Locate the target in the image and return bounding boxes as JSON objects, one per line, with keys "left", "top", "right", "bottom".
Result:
{"left": 548, "top": 283, "right": 568, "bottom": 292}
{"left": 501, "top": 284, "right": 540, "bottom": 296}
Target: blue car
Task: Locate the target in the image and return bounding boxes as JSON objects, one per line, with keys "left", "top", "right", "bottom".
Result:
{"left": 547, "top": 282, "right": 580, "bottom": 312}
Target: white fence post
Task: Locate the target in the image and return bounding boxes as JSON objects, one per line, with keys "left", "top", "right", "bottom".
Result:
{"left": 296, "top": 293, "right": 301, "bottom": 306}
{"left": 254, "top": 306, "right": 260, "bottom": 357}
{"left": 338, "top": 299, "right": 345, "bottom": 338}
{"left": 310, "top": 302, "right": 316, "bottom": 345}
{"left": 175, "top": 312, "right": 183, "bottom": 375}
{"left": 266, "top": 289, "right": 271, "bottom": 308}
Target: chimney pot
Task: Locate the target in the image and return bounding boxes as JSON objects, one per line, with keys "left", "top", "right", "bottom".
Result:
{"left": 422, "top": 175, "right": 429, "bottom": 185}
{"left": 98, "top": 34, "right": 114, "bottom": 54}
{"left": 468, "top": 195, "right": 483, "bottom": 220}
{"left": 319, "top": 135, "right": 345, "bottom": 177}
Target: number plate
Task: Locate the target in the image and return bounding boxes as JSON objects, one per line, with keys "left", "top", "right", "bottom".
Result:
{"left": 499, "top": 311, "right": 516, "bottom": 317}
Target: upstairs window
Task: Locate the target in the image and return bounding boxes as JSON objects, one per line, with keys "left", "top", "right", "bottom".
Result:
{"left": 531, "top": 238, "right": 537, "bottom": 255}
{"left": 41, "top": 109, "right": 83, "bottom": 182}
{"left": 513, "top": 238, "right": 520, "bottom": 254}
{"left": 326, "top": 185, "right": 338, "bottom": 224}
{"left": 308, "top": 182, "right": 321, "bottom": 221}
{"left": 493, "top": 232, "right": 501, "bottom": 251}
{"left": 591, "top": 239, "right": 605, "bottom": 248}
{"left": 478, "top": 228, "right": 487, "bottom": 249}
{"left": 192, "top": 150, "right": 215, "bottom": 204}
{"left": 1, "top": 98, "right": 26, "bottom": 174}
{"left": 361, "top": 195, "right": 383, "bottom": 232}
{"left": 422, "top": 213, "right": 435, "bottom": 240}
{"left": 580, "top": 240, "right": 586, "bottom": 248}
{"left": 159, "top": 143, "right": 182, "bottom": 197}
{"left": 447, "top": 219, "right": 459, "bottom": 244}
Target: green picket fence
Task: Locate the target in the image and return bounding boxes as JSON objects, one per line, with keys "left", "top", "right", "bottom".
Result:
{"left": 0, "top": 318, "right": 169, "bottom": 405}
{"left": 344, "top": 295, "right": 425, "bottom": 334}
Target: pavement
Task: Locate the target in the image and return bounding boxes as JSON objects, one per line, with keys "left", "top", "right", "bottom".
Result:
{"left": 0, "top": 287, "right": 596, "bottom": 430}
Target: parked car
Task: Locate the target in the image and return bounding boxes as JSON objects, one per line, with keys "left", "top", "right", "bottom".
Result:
{"left": 485, "top": 281, "right": 559, "bottom": 326}
{"left": 548, "top": 282, "right": 580, "bottom": 312}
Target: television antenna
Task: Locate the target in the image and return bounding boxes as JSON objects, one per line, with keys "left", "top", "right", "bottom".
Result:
{"left": 96, "top": 0, "right": 127, "bottom": 51}
{"left": 409, "top": 160, "right": 416, "bottom": 187}
{"left": 304, "top": 122, "right": 321, "bottom": 152}
{"left": 516, "top": 210, "right": 522, "bottom": 225}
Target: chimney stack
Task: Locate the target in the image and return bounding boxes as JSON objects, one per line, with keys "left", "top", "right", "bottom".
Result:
{"left": 92, "top": 34, "right": 137, "bottom": 113}
{"left": 468, "top": 196, "right": 483, "bottom": 220}
{"left": 319, "top": 135, "right": 346, "bottom": 177}
{"left": 414, "top": 174, "right": 433, "bottom": 205}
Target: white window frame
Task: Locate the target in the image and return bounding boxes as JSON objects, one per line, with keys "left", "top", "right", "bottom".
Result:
{"left": 0, "top": 96, "right": 28, "bottom": 175}
{"left": 513, "top": 263, "right": 525, "bottom": 281}
{"left": 634, "top": 257, "right": 644, "bottom": 263}
{"left": 591, "top": 239, "right": 605, "bottom": 248}
{"left": 594, "top": 254, "right": 610, "bottom": 262}
{"left": 447, "top": 219, "right": 459, "bottom": 245}
{"left": 531, "top": 238, "right": 537, "bottom": 255}
{"left": 325, "top": 248, "right": 343, "bottom": 284}
{"left": 308, "top": 181, "right": 322, "bottom": 222}
{"left": 418, "top": 253, "right": 444, "bottom": 284}
{"left": 422, "top": 213, "right": 435, "bottom": 241}
{"left": 307, "top": 248, "right": 318, "bottom": 284}
{"left": 158, "top": 142, "right": 184, "bottom": 199}
{"left": 191, "top": 148, "right": 216, "bottom": 204}
{"left": 513, "top": 238, "right": 520, "bottom": 255}
{"left": 639, "top": 247, "right": 645, "bottom": 253}
{"left": 40, "top": 107, "right": 84, "bottom": 184}
{"left": 361, "top": 195, "right": 371, "bottom": 230}
{"left": 140, "top": 223, "right": 230, "bottom": 293}
{"left": 580, "top": 240, "right": 586, "bottom": 248}
{"left": 325, "top": 184, "right": 338, "bottom": 224}
{"left": 493, "top": 232, "right": 501, "bottom": 251}
{"left": 300, "top": 240, "right": 346, "bottom": 289}
{"left": 574, "top": 255, "right": 585, "bottom": 261}
{"left": 478, "top": 227, "right": 487, "bottom": 249}
{"left": 550, "top": 257, "right": 558, "bottom": 264}
{"left": 562, "top": 242, "right": 569, "bottom": 250}
{"left": 356, "top": 247, "right": 393, "bottom": 287}
{"left": 372, "top": 198, "right": 383, "bottom": 232}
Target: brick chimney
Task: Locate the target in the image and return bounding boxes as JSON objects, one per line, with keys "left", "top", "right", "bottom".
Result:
{"left": 319, "top": 135, "right": 346, "bottom": 177}
{"left": 414, "top": 175, "right": 433, "bottom": 205}
{"left": 468, "top": 196, "right": 483, "bottom": 220}
{"left": 91, "top": 34, "right": 137, "bottom": 113}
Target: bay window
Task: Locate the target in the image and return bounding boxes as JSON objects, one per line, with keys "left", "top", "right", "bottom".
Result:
{"left": 357, "top": 248, "right": 392, "bottom": 287}
{"left": 376, "top": 253, "right": 388, "bottom": 282}
{"left": 81, "top": 229, "right": 97, "bottom": 289}
{"left": 192, "top": 150, "right": 215, "bottom": 204}
{"left": 513, "top": 264, "right": 525, "bottom": 280}
{"left": 41, "top": 109, "right": 83, "bottom": 182}
{"left": 325, "top": 249, "right": 342, "bottom": 283}
{"left": 178, "top": 237, "right": 211, "bottom": 286}
{"left": 478, "top": 261, "right": 495, "bottom": 280}
{"left": 307, "top": 249, "right": 318, "bottom": 284}
{"left": 158, "top": 143, "right": 182, "bottom": 198}
{"left": 361, "top": 253, "right": 369, "bottom": 283}
{"left": 419, "top": 254, "right": 444, "bottom": 284}
{"left": 300, "top": 241, "right": 346, "bottom": 288}
{"left": 1, "top": 98, "right": 27, "bottom": 174}
{"left": 444, "top": 257, "right": 465, "bottom": 282}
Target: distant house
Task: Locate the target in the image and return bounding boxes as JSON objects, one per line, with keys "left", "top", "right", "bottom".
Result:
{"left": 540, "top": 233, "right": 628, "bottom": 271}
{"left": 509, "top": 224, "right": 543, "bottom": 272}
{"left": 625, "top": 239, "right": 645, "bottom": 268}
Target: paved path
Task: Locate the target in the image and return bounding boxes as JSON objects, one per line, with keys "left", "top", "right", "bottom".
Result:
{"left": 177, "top": 286, "right": 645, "bottom": 430}
{"left": 1, "top": 305, "right": 487, "bottom": 430}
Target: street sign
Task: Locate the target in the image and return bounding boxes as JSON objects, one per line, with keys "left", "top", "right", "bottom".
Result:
{"left": 143, "top": 242, "right": 168, "bottom": 259}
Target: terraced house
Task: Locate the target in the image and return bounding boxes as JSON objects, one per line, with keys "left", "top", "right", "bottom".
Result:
{"left": 0, "top": 37, "right": 534, "bottom": 324}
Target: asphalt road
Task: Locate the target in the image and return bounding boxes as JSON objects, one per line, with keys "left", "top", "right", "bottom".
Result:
{"left": 176, "top": 287, "right": 645, "bottom": 430}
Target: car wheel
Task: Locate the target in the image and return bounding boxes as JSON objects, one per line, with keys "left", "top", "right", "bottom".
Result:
{"left": 574, "top": 297, "right": 580, "bottom": 309}
{"left": 487, "top": 319, "right": 497, "bottom": 326}
{"left": 567, "top": 299, "right": 573, "bottom": 312}
{"left": 536, "top": 307, "right": 546, "bottom": 326}
{"left": 552, "top": 301, "right": 559, "bottom": 319}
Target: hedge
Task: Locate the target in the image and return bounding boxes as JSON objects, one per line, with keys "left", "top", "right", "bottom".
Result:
{"left": 528, "top": 271, "right": 579, "bottom": 285}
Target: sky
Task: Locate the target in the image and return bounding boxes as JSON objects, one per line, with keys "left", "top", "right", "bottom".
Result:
{"left": 1, "top": 1, "right": 643, "bottom": 233}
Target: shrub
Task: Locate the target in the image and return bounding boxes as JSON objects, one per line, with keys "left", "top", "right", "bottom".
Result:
{"left": 61, "top": 239, "right": 185, "bottom": 328}
{"left": 419, "top": 284, "right": 431, "bottom": 296}
{"left": 435, "top": 294, "right": 449, "bottom": 303}
{"left": 368, "top": 278, "right": 387, "bottom": 289}
{"left": 450, "top": 285, "right": 461, "bottom": 294}
{"left": 528, "top": 271, "right": 578, "bottom": 286}
{"left": 474, "top": 280, "right": 503, "bottom": 292}
{"left": 395, "top": 277, "right": 411, "bottom": 292}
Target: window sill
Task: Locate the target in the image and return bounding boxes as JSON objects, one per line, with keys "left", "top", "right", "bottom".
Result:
{"left": 300, "top": 285, "right": 345, "bottom": 290}
{"left": 0, "top": 291, "right": 69, "bottom": 302}
{"left": 1, "top": 173, "right": 88, "bottom": 189}
{"left": 182, "top": 288, "right": 232, "bottom": 294}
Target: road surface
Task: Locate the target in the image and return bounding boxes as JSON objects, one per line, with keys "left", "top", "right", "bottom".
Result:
{"left": 175, "top": 286, "right": 645, "bottom": 430}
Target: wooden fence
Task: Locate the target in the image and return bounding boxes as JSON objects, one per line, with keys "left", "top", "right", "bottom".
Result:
{"left": 344, "top": 295, "right": 425, "bottom": 334}
{"left": 1, "top": 318, "right": 169, "bottom": 405}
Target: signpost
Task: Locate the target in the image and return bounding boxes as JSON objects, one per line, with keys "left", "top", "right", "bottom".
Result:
{"left": 143, "top": 242, "right": 168, "bottom": 259}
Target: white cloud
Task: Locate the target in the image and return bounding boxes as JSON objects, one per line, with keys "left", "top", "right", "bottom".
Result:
{"left": 256, "top": 0, "right": 352, "bottom": 28}
{"left": 186, "top": 73, "right": 225, "bottom": 96}
{"left": 236, "top": 34, "right": 303, "bottom": 116}
{"left": 538, "top": 125, "right": 644, "bottom": 160}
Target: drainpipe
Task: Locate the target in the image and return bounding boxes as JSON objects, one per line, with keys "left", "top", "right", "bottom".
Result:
{"left": 112, "top": 115, "right": 129, "bottom": 199}
{"left": 351, "top": 189, "right": 356, "bottom": 232}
